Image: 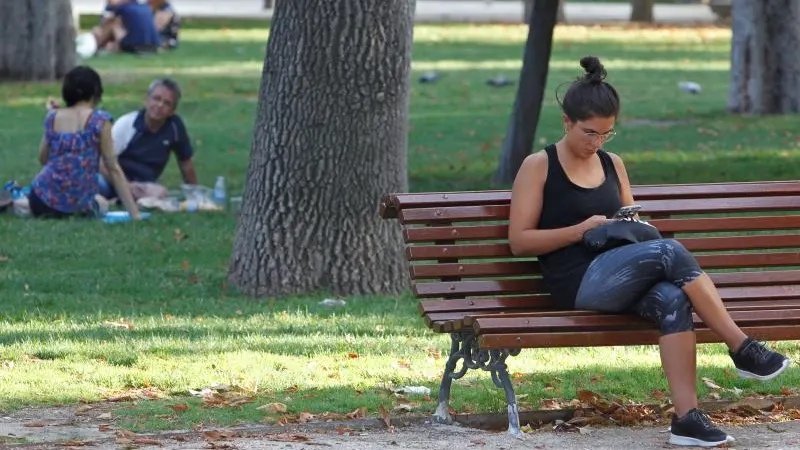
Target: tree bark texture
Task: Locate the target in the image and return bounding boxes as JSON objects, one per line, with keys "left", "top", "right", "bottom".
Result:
{"left": 0, "top": 0, "right": 76, "bottom": 81}
{"left": 228, "top": 0, "right": 414, "bottom": 297}
{"left": 524, "top": 0, "right": 565, "bottom": 24}
{"left": 494, "top": 0, "right": 558, "bottom": 185}
{"left": 728, "top": 0, "right": 800, "bottom": 115}
{"left": 630, "top": 0, "right": 655, "bottom": 23}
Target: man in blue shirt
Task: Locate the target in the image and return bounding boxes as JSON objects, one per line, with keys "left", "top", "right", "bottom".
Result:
{"left": 149, "top": 0, "right": 181, "bottom": 50}
{"left": 98, "top": 78, "right": 198, "bottom": 199}
{"left": 92, "top": 0, "right": 160, "bottom": 54}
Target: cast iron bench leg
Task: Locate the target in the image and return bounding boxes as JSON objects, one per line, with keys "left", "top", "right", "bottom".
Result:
{"left": 432, "top": 332, "right": 522, "bottom": 436}
{"left": 489, "top": 349, "right": 522, "bottom": 437}
{"left": 433, "top": 332, "right": 465, "bottom": 424}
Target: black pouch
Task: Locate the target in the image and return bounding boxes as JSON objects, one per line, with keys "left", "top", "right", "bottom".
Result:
{"left": 582, "top": 219, "right": 663, "bottom": 253}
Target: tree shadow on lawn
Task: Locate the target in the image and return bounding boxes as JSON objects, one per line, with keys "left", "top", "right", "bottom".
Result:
{"left": 72, "top": 363, "right": 800, "bottom": 433}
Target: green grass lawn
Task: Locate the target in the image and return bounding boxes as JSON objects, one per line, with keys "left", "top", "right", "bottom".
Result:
{"left": 1, "top": 22, "right": 799, "bottom": 432}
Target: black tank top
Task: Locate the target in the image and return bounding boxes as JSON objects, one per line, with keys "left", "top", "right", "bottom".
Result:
{"left": 538, "top": 144, "right": 622, "bottom": 308}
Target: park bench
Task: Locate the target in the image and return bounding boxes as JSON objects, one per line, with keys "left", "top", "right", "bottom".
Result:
{"left": 379, "top": 180, "right": 800, "bottom": 436}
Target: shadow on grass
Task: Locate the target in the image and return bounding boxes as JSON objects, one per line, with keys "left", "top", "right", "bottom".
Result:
{"left": 105, "top": 363, "right": 796, "bottom": 433}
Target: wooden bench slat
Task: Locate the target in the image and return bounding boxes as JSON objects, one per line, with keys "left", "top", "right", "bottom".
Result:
{"left": 651, "top": 215, "right": 800, "bottom": 233}
{"left": 473, "top": 308, "right": 800, "bottom": 334}
{"left": 414, "top": 279, "right": 800, "bottom": 299}
{"left": 424, "top": 298, "right": 800, "bottom": 332}
{"left": 675, "top": 234, "right": 800, "bottom": 251}
{"left": 411, "top": 261, "right": 540, "bottom": 279}
{"left": 380, "top": 182, "right": 800, "bottom": 218}
{"left": 418, "top": 295, "right": 551, "bottom": 315}
{"left": 405, "top": 221, "right": 800, "bottom": 245}
{"left": 478, "top": 325, "right": 800, "bottom": 349}
{"left": 426, "top": 299, "right": 800, "bottom": 333}
{"left": 398, "top": 197, "right": 800, "bottom": 225}
{"left": 404, "top": 224, "right": 509, "bottom": 243}
{"left": 419, "top": 289, "right": 800, "bottom": 319}
{"left": 414, "top": 279, "right": 541, "bottom": 298}
{"left": 411, "top": 260, "right": 800, "bottom": 282}
{"left": 453, "top": 298, "right": 800, "bottom": 327}
{"left": 407, "top": 239, "right": 800, "bottom": 264}
{"left": 695, "top": 252, "right": 800, "bottom": 269}
{"left": 406, "top": 243, "right": 511, "bottom": 260}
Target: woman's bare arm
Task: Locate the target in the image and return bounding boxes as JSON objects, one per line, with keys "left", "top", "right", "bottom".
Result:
{"left": 508, "top": 152, "right": 598, "bottom": 256}
{"left": 99, "top": 122, "right": 140, "bottom": 219}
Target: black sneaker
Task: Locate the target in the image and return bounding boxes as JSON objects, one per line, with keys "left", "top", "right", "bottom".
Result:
{"left": 668, "top": 409, "right": 732, "bottom": 447}
{"left": 730, "top": 337, "right": 790, "bottom": 381}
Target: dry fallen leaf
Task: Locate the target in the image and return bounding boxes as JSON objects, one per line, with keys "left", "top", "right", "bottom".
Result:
{"left": 702, "top": 377, "right": 722, "bottom": 390}
{"left": 101, "top": 321, "right": 134, "bottom": 330}
{"left": 132, "top": 437, "right": 162, "bottom": 445}
{"left": 347, "top": 353, "right": 360, "bottom": 359}
{"left": 651, "top": 390, "right": 666, "bottom": 400}
{"left": 378, "top": 406, "right": 391, "bottom": 428}
{"left": 75, "top": 405, "right": 93, "bottom": 415}
{"left": 23, "top": 421, "right": 46, "bottom": 427}
{"left": 99, "top": 423, "right": 111, "bottom": 432}
{"left": 174, "top": 228, "right": 187, "bottom": 241}
{"left": 97, "top": 412, "right": 112, "bottom": 420}
{"left": 170, "top": 403, "right": 190, "bottom": 412}
{"left": 262, "top": 433, "right": 311, "bottom": 442}
{"left": 298, "top": 412, "right": 315, "bottom": 423}
{"left": 0, "top": 255, "right": 10, "bottom": 263}
{"left": 258, "top": 402, "right": 287, "bottom": 413}
{"left": 346, "top": 407, "right": 367, "bottom": 419}
{"left": 56, "top": 440, "right": 93, "bottom": 447}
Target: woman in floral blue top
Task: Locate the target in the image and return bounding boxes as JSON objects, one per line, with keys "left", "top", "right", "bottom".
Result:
{"left": 30, "top": 66, "right": 140, "bottom": 219}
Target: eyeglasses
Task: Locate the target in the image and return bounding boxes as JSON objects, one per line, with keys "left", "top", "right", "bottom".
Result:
{"left": 583, "top": 128, "right": 617, "bottom": 144}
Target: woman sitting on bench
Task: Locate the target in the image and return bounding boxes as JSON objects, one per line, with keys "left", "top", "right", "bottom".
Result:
{"left": 508, "top": 55, "right": 790, "bottom": 448}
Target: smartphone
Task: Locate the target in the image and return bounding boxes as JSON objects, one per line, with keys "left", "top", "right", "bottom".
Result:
{"left": 613, "top": 204, "right": 642, "bottom": 220}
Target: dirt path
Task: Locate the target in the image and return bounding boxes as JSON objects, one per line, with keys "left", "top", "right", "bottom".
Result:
{"left": 3, "top": 404, "right": 800, "bottom": 450}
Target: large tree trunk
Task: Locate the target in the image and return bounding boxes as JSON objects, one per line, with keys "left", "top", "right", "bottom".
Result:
{"left": 630, "top": 0, "right": 655, "bottom": 23}
{"left": 524, "top": 0, "right": 565, "bottom": 24}
{"left": 494, "top": 0, "right": 558, "bottom": 185}
{"left": 0, "top": 0, "right": 76, "bottom": 81}
{"left": 228, "top": 0, "right": 414, "bottom": 297}
{"left": 728, "top": 0, "right": 800, "bottom": 114}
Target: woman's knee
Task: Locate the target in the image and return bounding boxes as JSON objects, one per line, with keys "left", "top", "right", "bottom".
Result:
{"left": 636, "top": 282, "right": 694, "bottom": 335}
{"left": 652, "top": 238, "right": 689, "bottom": 256}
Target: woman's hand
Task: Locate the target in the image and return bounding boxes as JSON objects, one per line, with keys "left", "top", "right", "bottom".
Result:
{"left": 579, "top": 215, "right": 611, "bottom": 235}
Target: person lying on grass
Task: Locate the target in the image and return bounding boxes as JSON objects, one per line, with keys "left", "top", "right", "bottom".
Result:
{"left": 508, "top": 55, "right": 790, "bottom": 448}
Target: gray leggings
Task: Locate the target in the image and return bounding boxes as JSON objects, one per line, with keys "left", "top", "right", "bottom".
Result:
{"left": 575, "top": 239, "right": 704, "bottom": 336}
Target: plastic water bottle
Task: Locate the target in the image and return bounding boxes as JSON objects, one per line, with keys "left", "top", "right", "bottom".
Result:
{"left": 3, "top": 181, "right": 24, "bottom": 200}
{"left": 213, "top": 176, "right": 227, "bottom": 209}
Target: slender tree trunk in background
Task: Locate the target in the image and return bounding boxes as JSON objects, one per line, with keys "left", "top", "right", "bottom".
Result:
{"left": 728, "top": 0, "right": 800, "bottom": 114}
{"left": 0, "top": 0, "right": 77, "bottom": 81}
{"left": 524, "top": 0, "right": 565, "bottom": 24}
{"left": 228, "top": 0, "right": 414, "bottom": 297}
{"left": 630, "top": 0, "right": 655, "bottom": 22}
{"left": 495, "top": 0, "right": 558, "bottom": 185}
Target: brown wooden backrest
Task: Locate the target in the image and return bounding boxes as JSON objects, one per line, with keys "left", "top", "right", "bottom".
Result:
{"left": 380, "top": 181, "right": 800, "bottom": 307}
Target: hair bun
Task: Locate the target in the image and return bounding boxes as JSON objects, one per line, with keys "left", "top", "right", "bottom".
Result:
{"left": 579, "top": 56, "right": 606, "bottom": 84}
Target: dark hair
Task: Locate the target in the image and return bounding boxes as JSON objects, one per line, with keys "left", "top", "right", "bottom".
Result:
{"left": 62, "top": 66, "right": 103, "bottom": 107}
{"left": 148, "top": 77, "right": 182, "bottom": 106}
{"left": 557, "top": 56, "right": 620, "bottom": 122}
